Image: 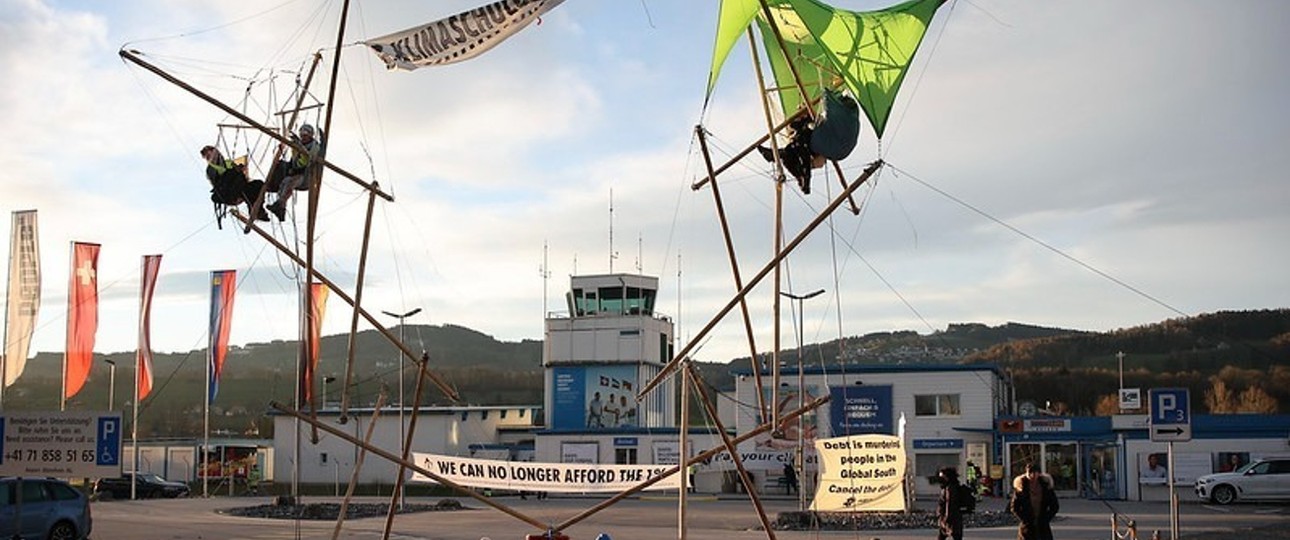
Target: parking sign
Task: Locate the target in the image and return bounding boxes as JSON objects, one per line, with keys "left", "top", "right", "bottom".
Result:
{"left": 1149, "top": 388, "right": 1192, "bottom": 442}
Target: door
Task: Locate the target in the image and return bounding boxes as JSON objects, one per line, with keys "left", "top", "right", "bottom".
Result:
{"left": 1082, "top": 444, "right": 1119, "bottom": 499}
{"left": 18, "top": 479, "right": 54, "bottom": 539}
{"left": 1045, "top": 443, "right": 1079, "bottom": 496}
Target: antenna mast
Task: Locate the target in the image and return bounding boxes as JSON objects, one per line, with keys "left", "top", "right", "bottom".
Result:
{"left": 539, "top": 241, "right": 551, "bottom": 319}
{"left": 608, "top": 189, "right": 617, "bottom": 272}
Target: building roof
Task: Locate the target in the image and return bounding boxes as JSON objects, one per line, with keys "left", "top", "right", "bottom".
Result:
{"left": 731, "top": 363, "right": 1005, "bottom": 378}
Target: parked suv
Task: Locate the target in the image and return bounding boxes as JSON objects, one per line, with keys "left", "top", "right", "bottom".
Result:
{"left": 1195, "top": 457, "right": 1290, "bottom": 504}
{"left": 95, "top": 472, "right": 190, "bottom": 499}
{"left": 0, "top": 477, "right": 93, "bottom": 540}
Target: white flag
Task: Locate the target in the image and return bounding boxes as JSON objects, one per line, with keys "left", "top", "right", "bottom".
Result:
{"left": 365, "top": 0, "right": 565, "bottom": 71}
{"left": 4, "top": 210, "right": 41, "bottom": 387}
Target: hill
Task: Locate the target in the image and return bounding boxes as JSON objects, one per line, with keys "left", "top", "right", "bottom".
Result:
{"left": 4, "top": 309, "right": 1287, "bottom": 437}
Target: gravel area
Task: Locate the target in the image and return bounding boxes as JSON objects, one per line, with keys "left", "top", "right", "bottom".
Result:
{"left": 773, "top": 509, "right": 1018, "bottom": 531}
{"left": 221, "top": 499, "right": 467, "bottom": 520}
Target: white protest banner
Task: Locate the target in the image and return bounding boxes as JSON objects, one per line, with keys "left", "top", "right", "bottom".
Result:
{"left": 810, "top": 434, "right": 907, "bottom": 512}
{"left": 409, "top": 452, "right": 682, "bottom": 492}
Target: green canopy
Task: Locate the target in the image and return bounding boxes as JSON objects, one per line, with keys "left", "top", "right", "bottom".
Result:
{"left": 707, "top": 0, "right": 946, "bottom": 140}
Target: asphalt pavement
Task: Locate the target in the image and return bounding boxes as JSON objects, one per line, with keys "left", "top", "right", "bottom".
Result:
{"left": 87, "top": 492, "right": 1289, "bottom": 540}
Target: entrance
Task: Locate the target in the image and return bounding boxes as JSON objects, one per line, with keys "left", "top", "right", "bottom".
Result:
{"left": 1083, "top": 443, "right": 1120, "bottom": 499}
{"left": 1006, "top": 442, "right": 1081, "bottom": 497}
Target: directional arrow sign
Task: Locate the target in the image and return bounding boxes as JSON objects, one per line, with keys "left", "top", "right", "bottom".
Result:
{"left": 1149, "top": 388, "right": 1193, "bottom": 442}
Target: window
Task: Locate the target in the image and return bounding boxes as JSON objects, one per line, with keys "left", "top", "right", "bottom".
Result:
{"left": 500, "top": 409, "right": 508, "bottom": 419}
{"left": 20, "top": 480, "right": 50, "bottom": 503}
{"left": 615, "top": 448, "right": 638, "bottom": 465}
{"left": 48, "top": 482, "right": 79, "bottom": 501}
{"left": 915, "top": 394, "right": 961, "bottom": 416}
{"left": 0, "top": 482, "right": 12, "bottom": 507}
{"left": 915, "top": 453, "right": 960, "bottom": 490}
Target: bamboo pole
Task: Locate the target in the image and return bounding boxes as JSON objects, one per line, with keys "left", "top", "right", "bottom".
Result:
{"left": 637, "top": 160, "right": 883, "bottom": 399}
{"left": 382, "top": 353, "right": 428, "bottom": 536}
{"left": 687, "top": 363, "right": 778, "bottom": 540}
{"left": 269, "top": 401, "right": 548, "bottom": 531}
{"left": 234, "top": 212, "right": 460, "bottom": 401}
{"left": 243, "top": 53, "right": 322, "bottom": 230}
{"left": 340, "top": 186, "right": 379, "bottom": 423}
{"left": 331, "top": 392, "right": 386, "bottom": 540}
{"left": 117, "top": 49, "right": 392, "bottom": 202}
{"left": 694, "top": 125, "right": 767, "bottom": 422}
{"left": 554, "top": 395, "right": 830, "bottom": 533}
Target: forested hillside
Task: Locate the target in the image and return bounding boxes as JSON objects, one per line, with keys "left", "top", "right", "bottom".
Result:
{"left": 5, "top": 310, "right": 1286, "bottom": 437}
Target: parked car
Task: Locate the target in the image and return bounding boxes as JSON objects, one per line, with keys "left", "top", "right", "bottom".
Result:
{"left": 1194, "top": 457, "right": 1290, "bottom": 504}
{"left": 0, "top": 476, "right": 93, "bottom": 540}
{"left": 95, "top": 472, "right": 190, "bottom": 499}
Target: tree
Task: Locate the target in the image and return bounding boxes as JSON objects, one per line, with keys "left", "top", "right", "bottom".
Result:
{"left": 1204, "top": 379, "right": 1236, "bottom": 413}
{"left": 1236, "top": 386, "right": 1279, "bottom": 413}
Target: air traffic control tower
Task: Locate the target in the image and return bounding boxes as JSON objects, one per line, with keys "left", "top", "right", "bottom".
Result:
{"left": 537, "top": 273, "right": 681, "bottom": 464}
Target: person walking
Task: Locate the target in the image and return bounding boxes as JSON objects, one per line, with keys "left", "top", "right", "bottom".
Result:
{"left": 1009, "top": 462, "right": 1059, "bottom": 540}
{"left": 936, "top": 466, "right": 965, "bottom": 540}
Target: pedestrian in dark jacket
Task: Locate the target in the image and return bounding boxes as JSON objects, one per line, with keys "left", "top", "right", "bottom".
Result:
{"left": 936, "top": 466, "right": 964, "bottom": 540}
{"left": 1009, "top": 462, "right": 1059, "bottom": 540}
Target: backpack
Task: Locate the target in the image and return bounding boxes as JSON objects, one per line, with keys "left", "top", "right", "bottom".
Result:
{"left": 956, "top": 483, "right": 977, "bottom": 513}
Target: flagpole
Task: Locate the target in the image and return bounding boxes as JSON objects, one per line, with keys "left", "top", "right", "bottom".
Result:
{"left": 62, "top": 241, "right": 71, "bottom": 412}
{"left": 204, "top": 271, "right": 211, "bottom": 498}
{"left": 1, "top": 212, "right": 13, "bottom": 410}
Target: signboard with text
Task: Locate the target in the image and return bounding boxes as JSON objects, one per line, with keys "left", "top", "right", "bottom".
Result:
{"left": 0, "top": 411, "right": 122, "bottom": 477}
{"left": 830, "top": 385, "right": 893, "bottom": 435}
{"left": 1149, "top": 388, "right": 1192, "bottom": 442}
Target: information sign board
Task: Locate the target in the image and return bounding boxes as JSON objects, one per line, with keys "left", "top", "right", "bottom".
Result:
{"left": 0, "top": 410, "right": 122, "bottom": 477}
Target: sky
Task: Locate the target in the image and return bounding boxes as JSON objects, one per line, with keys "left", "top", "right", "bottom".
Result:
{"left": 1, "top": 0, "right": 1288, "bottom": 372}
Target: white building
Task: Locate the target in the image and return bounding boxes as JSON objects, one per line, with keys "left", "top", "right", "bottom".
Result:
{"left": 270, "top": 405, "right": 538, "bottom": 488}
{"left": 730, "top": 364, "right": 1008, "bottom": 497}
{"left": 535, "top": 273, "right": 723, "bottom": 489}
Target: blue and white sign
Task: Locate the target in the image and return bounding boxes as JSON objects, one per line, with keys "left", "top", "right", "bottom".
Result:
{"left": 551, "top": 365, "right": 640, "bottom": 431}
{"left": 0, "top": 411, "right": 123, "bottom": 477}
{"left": 1149, "top": 388, "right": 1192, "bottom": 442}
{"left": 912, "top": 438, "right": 964, "bottom": 450}
{"left": 829, "top": 385, "right": 893, "bottom": 435}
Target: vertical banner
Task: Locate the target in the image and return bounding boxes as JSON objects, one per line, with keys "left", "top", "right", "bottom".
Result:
{"left": 4, "top": 210, "right": 40, "bottom": 387}
{"left": 136, "top": 255, "right": 162, "bottom": 400}
{"left": 300, "top": 282, "right": 328, "bottom": 405}
{"left": 64, "top": 241, "right": 100, "bottom": 400}
{"left": 207, "top": 270, "right": 236, "bottom": 402}
{"left": 811, "top": 434, "right": 907, "bottom": 512}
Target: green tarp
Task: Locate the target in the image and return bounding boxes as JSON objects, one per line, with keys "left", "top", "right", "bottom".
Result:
{"left": 707, "top": 0, "right": 946, "bottom": 140}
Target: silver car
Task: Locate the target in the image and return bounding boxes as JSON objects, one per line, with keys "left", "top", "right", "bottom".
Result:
{"left": 0, "top": 477, "right": 93, "bottom": 540}
{"left": 1195, "top": 458, "right": 1290, "bottom": 504}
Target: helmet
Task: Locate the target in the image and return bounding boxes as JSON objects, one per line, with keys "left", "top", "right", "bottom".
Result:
{"left": 299, "top": 124, "right": 315, "bottom": 136}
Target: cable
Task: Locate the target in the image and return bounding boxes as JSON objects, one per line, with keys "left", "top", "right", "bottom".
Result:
{"left": 888, "top": 163, "right": 1189, "bottom": 319}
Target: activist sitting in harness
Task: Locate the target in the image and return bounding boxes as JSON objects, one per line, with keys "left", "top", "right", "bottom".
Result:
{"left": 201, "top": 145, "right": 268, "bottom": 225}
{"left": 264, "top": 123, "right": 322, "bottom": 221}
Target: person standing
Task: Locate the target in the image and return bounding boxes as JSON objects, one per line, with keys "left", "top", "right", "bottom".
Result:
{"left": 1010, "top": 462, "right": 1059, "bottom": 540}
{"left": 782, "top": 461, "right": 799, "bottom": 495}
{"left": 936, "top": 467, "right": 964, "bottom": 540}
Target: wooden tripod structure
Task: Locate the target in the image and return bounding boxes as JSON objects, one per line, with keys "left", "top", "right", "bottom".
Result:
{"left": 119, "top": 0, "right": 893, "bottom": 536}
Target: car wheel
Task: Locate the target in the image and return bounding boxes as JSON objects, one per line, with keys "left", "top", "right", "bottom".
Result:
{"left": 48, "top": 520, "right": 77, "bottom": 540}
{"left": 1211, "top": 484, "right": 1236, "bottom": 505}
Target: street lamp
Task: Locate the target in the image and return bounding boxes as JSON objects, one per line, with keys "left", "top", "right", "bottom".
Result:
{"left": 381, "top": 307, "right": 421, "bottom": 509}
{"left": 780, "top": 288, "right": 824, "bottom": 512}
{"left": 104, "top": 359, "right": 117, "bottom": 411}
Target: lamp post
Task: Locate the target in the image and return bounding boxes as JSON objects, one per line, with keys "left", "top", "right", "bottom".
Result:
{"left": 104, "top": 359, "right": 117, "bottom": 411}
{"left": 381, "top": 307, "right": 421, "bottom": 509}
{"left": 780, "top": 288, "right": 824, "bottom": 512}
{"left": 1117, "top": 351, "right": 1125, "bottom": 391}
